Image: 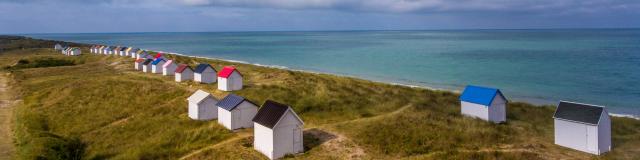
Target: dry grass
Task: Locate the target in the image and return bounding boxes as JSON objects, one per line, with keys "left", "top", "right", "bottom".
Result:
{"left": 2, "top": 37, "right": 640, "bottom": 160}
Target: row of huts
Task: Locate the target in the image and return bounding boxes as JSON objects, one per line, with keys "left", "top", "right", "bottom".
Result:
{"left": 188, "top": 90, "right": 304, "bottom": 159}
{"left": 88, "top": 44, "right": 297, "bottom": 159}
{"left": 54, "top": 44, "right": 81, "bottom": 56}
{"left": 460, "top": 85, "right": 611, "bottom": 155}
{"left": 59, "top": 44, "right": 613, "bottom": 158}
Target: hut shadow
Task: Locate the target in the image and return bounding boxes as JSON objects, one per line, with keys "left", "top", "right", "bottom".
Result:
{"left": 303, "top": 128, "right": 337, "bottom": 151}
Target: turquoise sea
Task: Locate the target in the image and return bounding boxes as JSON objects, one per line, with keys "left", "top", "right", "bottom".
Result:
{"left": 23, "top": 29, "right": 640, "bottom": 116}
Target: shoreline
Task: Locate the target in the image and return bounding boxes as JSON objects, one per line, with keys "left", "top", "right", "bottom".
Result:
{"left": 153, "top": 50, "right": 640, "bottom": 120}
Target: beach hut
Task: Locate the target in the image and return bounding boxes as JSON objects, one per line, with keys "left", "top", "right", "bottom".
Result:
{"left": 194, "top": 64, "right": 217, "bottom": 84}
{"left": 54, "top": 44, "right": 62, "bottom": 50}
{"left": 187, "top": 90, "right": 219, "bottom": 120}
{"left": 134, "top": 58, "right": 145, "bottom": 70}
{"left": 113, "top": 46, "right": 122, "bottom": 55}
{"left": 142, "top": 59, "right": 153, "bottom": 73}
{"left": 553, "top": 101, "right": 611, "bottom": 155}
{"left": 98, "top": 46, "right": 105, "bottom": 54}
{"left": 134, "top": 50, "right": 144, "bottom": 59}
{"left": 459, "top": 85, "right": 507, "bottom": 123}
{"left": 216, "top": 94, "right": 258, "bottom": 130}
{"left": 162, "top": 60, "right": 177, "bottom": 76}
{"left": 129, "top": 48, "right": 139, "bottom": 58}
{"left": 217, "top": 66, "right": 243, "bottom": 91}
{"left": 119, "top": 47, "right": 128, "bottom": 56}
{"left": 175, "top": 64, "right": 194, "bottom": 82}
{"left": 253, "top": 100, "right": 304, "bottom": 160}
{"left": 69, "top": 48, "right": 81, "bottom": 56}
{"left": 89, "top": 45, "right": 95, "bottom": 53}
{"left": 103, "top": 46, "right": 111, "bottom": 55}
{"left": 124, "top": 47, "right": 132, "bottom": 56}
{"left": 151, "top": 58, "right": 166, "bottom": 74}
{"left": 60, "top": 46, "right": 68, "bottom": 54}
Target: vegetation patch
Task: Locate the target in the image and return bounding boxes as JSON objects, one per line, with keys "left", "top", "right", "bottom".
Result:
{"left": 5, "top": 58, "right": 76, "bottom": 70}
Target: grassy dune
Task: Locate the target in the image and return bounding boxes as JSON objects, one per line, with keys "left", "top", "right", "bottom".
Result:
{"left": 2, "top": 37, "right": 640, "bottom": 159}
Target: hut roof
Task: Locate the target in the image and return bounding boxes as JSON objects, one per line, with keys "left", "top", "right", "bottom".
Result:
{"left": 216, "top": 94, "right": 257, "bottom": 111}
{"left": 553, "top": 101, "right": 605, "bottom": 125}
{"left": 187, "top": 90, "right": 215, "bottom": 103}
{"left": 194, "top": 64, "right": 215, "bottom": 73}
{"left": 135, "top": 59, "right": 145, "bottom": 63}
{"left": 175, "top": 64, "right": 192, "bottom": 73}
{"left": 252, "top": 100, "right": 292, "bottom": 129}
{"left": 459, "top": 85, "right": 507, "bottom": 106}
{"left": 218, "top": 66, "right": 241, "bottom": 78}
{"left": 151, "top": 58, "right": 165, "bottom": 65}
{"left": 162, "top": 60, "right": 174, "bottom": 68}
{"left": 142, "top": 59, "right": 153, "bottom": 65}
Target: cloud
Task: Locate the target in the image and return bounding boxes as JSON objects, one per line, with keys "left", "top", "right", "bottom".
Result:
{"left": 174, "top": 0, "right": 640, "bottom": 13}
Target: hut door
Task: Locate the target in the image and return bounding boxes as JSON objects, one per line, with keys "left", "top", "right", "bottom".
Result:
{"left": 293, "top": 126, "right": 302, "bottom": 151}
{"left": 586, "top": 126, "right": 597, "bottom": 152}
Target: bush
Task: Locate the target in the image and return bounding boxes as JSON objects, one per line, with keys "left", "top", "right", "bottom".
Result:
{"left": 7, "top": 58, "right": 76, "bottom": 69}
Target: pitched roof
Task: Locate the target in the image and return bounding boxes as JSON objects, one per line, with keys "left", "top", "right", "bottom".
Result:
{"left": 175, "top": 64, "right": 192, "bottom": 73}
{"left": 252, "top": 100, "right": 291, "bottom": 129}
{"left": 194, "top": 64, "right": 216, "bottom": 73}
{"left": 163, "top": 60, "right": 175, "bottom": 68}
{"left": 154, "top": 53, "right": 163, "bottom": 59}
{"left": 459, "top": 85, "right": 507, "bottom": 106}
{"left": 553, "top": 101, "right": 605, "bottom": 125}
{"left": 142, "top": 59, "right": 153, "bottom": 65}
{"left": 187, "top": 90, "right": 215, "bottom": 103}
{"left": 216, "top": 94, "right": 257, "bottom": 111}
{"left": 135, "top": 59, "right": 145, "bottom": 63}
{"left": 151, "top": 58, "right": 165, "bottom": 65}
{"left": 218, "top": 66, "right": 241, "bottom": 78}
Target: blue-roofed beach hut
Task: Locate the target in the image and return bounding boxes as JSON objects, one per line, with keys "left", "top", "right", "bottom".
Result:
{"left": 216, "top": 94, "right": 258, "bottom": 130}
{"left": 459, "top": 85, "right": 507, "bottom": 123}
{"left": 151, "top": 58, "right": 166, "bottom": 74}
{"left": 194, "top": 64, "right": 217, "bottom": 84}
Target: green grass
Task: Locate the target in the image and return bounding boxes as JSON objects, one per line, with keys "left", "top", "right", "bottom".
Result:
{"left": 2, "top": 36, "right": 640, "bottom": 160}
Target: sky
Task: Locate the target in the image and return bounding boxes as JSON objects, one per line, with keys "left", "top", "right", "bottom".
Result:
{"left": 1, "top": 0, "right": 639, "bottom": 34}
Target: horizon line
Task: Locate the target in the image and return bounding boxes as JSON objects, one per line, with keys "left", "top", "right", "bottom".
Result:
{"left": 8, "top": 27, "right": 640, "bottom": 35}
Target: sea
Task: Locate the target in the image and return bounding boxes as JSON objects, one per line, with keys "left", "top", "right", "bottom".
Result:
{"left": 23, "top": 29, "right": 640, "bottom": 117}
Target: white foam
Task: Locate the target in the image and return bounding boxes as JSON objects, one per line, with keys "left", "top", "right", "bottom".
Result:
{"left": 610, "top": 113, "right": 640, "bottom": 120}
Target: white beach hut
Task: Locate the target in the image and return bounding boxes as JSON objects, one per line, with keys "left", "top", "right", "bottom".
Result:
{"left": 103, "top": 46, "right": 111, "bottom": 55}
{"left": 216, "top": 94, "right": 258, "bottom": 130}
{"left": 187, "top": 90, "right": 219, "bottom": 120}
{"left": 98, "top": 46, "right": 105, "bottom": 54}
{"left": 459, "top": 85, "right": 507, "bottom": 123}
{"left": 142, "top": 59, "right": 153, "bottom": 73}
{"left": 134, "top": 58, "right": 145, "bottom": 70}
{"left": 553, "top": 101, "right": 611, "bottom": 155}
{"left": 253, "top": 100, "right": 304, "bottom": 160}
{"left": 217, "top": 66, "right": 243, "bottom": 91}
{"left": 175, "top": 64, "right": 194, "bottom": 82}
{"left": 69, "top": 48, "right": 81, "bottom": 56}
{"left": 162, "top": 60, "right": 177, "bottom": 76}
{"left": 194, "top": 64, "right": 217, "bottom": 84}
{"left": 54, "top": 44, "right": 63, "bottom": 50}
{"left": 129, "top": 48, "right": 139, "bottom": 58}
{"left": 119, "top": 47, "right": 128, "bottom": 56}
{"left": 151, "top": 58, "right": 166, "bottom": 74}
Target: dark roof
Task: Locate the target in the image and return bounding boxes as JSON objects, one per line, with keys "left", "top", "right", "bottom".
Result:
{"left": 194, "top": 64, "right": 216, "bottom": 73}
{"left": 142, "top": 59, "right": 153, "bottom": 65}
{"left": 175, "top": 64, "right": 192, "bottom": 73}
{"left": 252, "top": 100, "right": 290, "bottom": 129}
{"left": 120, "top": 47, "right": 128, "bottom": 51}
{"left": 459, "top": 85, "right": 507, "bottom": 106}
{"left": 216, "top": 94, "right": 257, "bottom": 111}
{"left": 151, "top": 58, "right": 165, "bottom": 65}
{"left": 553, "top": 101, "right": 605, "bottom": 125}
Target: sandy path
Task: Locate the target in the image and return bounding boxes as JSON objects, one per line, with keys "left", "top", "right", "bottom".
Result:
{"left": 0, "top": 72, "right": 16, "bottom": 160}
